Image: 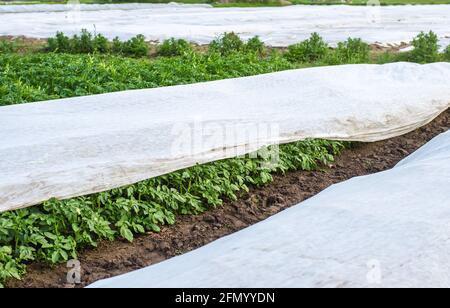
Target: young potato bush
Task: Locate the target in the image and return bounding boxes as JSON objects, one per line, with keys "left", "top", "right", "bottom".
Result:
{"left": 0, "top": 247, "right": 24, "bottom": 288}
{"left": 410, "top": 31, "right": 440, "bottom": 63}
{"left": 111, "top": 37, "right": 124, "bottom": 54}
{"left": 92, "top": 34, "right": 110, "bottom": 54}
{"left": 326, "top": 38, "right": 370, "bottom": 65}
{"left": 0, "top": 40, "right": 17, "bottom": 54}
{"left": 210, "top": 32, "right": 245, "bottom": 55}
{"left": 157, "top": 38, "right": 193, "bottom": 57}
{"left": 46, "top": 32, "right": 71, "bottom": 53}
{"left": 245, "top": 36, "right": 265, "bottom": 54}
{"left": 46, "top": 31, "right": 149, "bottom": 57}
{"left": 284, "top": 33, "right": 329, "bottom": 63}
{"left": 209, "top": 32, "right": 265, "bottom": 55}
{"left": 71, "top": 30, "right": 96, "bottom": 54}
{"left": 119, "top": 34, "right": 149, "bottom": 57}
{"left": 47, "top": 30, "right": 109, "bottom": 54}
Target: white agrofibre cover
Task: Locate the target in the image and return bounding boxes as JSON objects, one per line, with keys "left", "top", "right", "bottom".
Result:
{"left": 0, "top": 62, "right": 450, "bottom": 212}
{"left": 1, "top": 4, "right": 450, "bottom": 48}
{"left": 0, "top": 3, "right": 212, "bottom": 13}
{"left": 89, "top": 129, "right": 450, "bottom": 288}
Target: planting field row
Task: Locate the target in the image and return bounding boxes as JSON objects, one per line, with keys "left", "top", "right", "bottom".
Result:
{"left": 1, "top": 31, "right": 450, "bottom": 107}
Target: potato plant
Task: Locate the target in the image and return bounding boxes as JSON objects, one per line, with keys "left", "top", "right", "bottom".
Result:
{"left": 284, "top": 31, "right": 448, "bottom": 65}
{"left": 0, "top": 40, "right": 17, "bottom": 54}
{"left": 209, "top": 32, "right": 266, "bottom": 55}
{"left": 284, "top": 32, "right": 329, "bottom": 63}
{"left": 157, "top": 38, "right": 193, "bottom": 57}
{"left": 411, "top": 31, "right": 440, "bottom": 63}
{"left": 46, "top": 30, "right": 149, "bottom": 57}
{"left": 326, "top": 38, "right": 370, "bottom": 64}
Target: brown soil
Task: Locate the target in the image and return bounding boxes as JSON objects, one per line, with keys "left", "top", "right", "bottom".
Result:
{"left": 370, "top": 41, "right": 411, "bottom": 52}
{"left": 7, "top": 109, "right": 449, "bottom": 288}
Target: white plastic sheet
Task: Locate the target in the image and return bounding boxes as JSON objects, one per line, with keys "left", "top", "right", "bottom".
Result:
{"left": 1, "top": 4, "right": 450, "bottom": 47}
{"left": 0, "top": 3, "right": 212, "bottom": 13}
{"left": 89, "top": 129, "right": 450, "bottom": 288}
{"left": 0, "top": 62, "right": 450, "bottom": 213}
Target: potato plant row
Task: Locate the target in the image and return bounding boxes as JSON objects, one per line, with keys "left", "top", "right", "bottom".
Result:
{"left": 2, "top": 31, "right": 449, "bottom": 108}
{"left": 0, "top": 47, "right": 293, "bottom": 106}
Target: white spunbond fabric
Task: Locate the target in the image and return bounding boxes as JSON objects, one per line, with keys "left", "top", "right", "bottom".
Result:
{"left": 0, "top": 3, "right": 212, "bottom": 13}
{"left": 1, "top": 4, "right": 450, "bottom": 48}
{"left": 89, "top": 129, "right": 450, "bottom": 288}
{"left": 1, "top": 62, "right": 450, "bottom": 213}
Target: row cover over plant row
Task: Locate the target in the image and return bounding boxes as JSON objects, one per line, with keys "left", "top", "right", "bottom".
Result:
{"left": 0, "top": 31, "right": 449, "bottom": 286}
